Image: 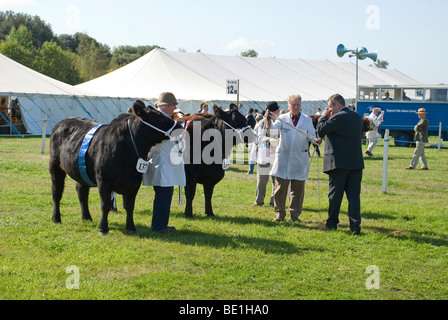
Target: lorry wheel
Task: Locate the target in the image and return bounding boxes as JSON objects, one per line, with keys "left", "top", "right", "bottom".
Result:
{"left": 394, "top": 133, "right": 412, "bottom": 147}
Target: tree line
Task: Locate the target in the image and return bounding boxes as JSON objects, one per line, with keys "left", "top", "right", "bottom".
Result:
{"left": 0, "top": 11, "right": 163, "bottom": 85}
{"left": 0, "top": 11, "right": 388, "bottom": 86}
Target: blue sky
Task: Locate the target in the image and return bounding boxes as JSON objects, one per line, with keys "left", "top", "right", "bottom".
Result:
{"left": 1, "top": 0, "right": 447, "bottom": 84}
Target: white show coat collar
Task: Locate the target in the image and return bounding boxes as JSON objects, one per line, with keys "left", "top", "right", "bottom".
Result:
{"left": 287, "top": 112, "right": 304, "bottom": 128}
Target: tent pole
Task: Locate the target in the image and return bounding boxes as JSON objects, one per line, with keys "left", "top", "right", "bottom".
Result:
{"left": 41, "top": 114, "right": 47, "bottom": 154}
{"left": 237, "top": 80, "right": 240, "bottom": 106}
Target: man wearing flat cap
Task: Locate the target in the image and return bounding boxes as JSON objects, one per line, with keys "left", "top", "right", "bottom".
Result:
{"left": 143, "top": 92, "right": 186, "bottom": 233}
{"left": 406, "top": 108, "right": 429, "bottom": 170}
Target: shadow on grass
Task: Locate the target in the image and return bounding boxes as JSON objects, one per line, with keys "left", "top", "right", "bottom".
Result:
{"left": 124, "top": 224, "right": 318, "bottom": 256}
{"left": 113, "top": 208, "right": 447, "bottom": 249}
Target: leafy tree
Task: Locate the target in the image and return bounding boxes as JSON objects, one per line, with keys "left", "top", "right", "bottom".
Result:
{"left": 0, "top": 25, "right": 35, "bottom": 68}
{"left": 55, "top": 33, "right": 79, "bottom": 52}
{"left": 33, "top": 40, "right": 82, "bottom": 84}
{"left": 241, "top": 49, "right": 259, "bottom": 57}
{"left": 111, "top": 45, "right": 163, "bottom": 68}
{"left": 7, "top": 25, "right": 35, "bottom": 51}
{"left": 76, "top": 33, "right": 111, "bottom": 80}
{"left": 0, "top": 40, "right": 34, "bottom": 68}
{"left": 0, "top": 11, "right": 53, "bottom": 48}
{"left": 374, "top": 59, "right": 389, "bottom": 69}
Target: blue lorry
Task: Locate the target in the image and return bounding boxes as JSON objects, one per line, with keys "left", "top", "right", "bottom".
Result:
{"left": 356, "top": 85, "right": 448, "bottom": 147}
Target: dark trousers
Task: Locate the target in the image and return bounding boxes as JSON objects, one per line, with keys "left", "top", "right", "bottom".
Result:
{"left": 326, "top": 169, "right": 362, "bottom": 233}
{"left": 151, "top": 186, "right": 174, "bottom": 231}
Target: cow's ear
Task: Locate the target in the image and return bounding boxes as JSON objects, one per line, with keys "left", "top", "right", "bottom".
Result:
{"left": 133, "top": 100, "right": 146, "bottom": 116}
{"left": 213, "top": 104, "right": 224, "bottom": 117}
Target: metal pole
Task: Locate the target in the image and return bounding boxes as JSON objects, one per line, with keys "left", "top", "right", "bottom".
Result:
{"left": 237, "top": 80, "right": 240, "bottom": 107}
{"left": 382, "top": 129, "right": 390, "bottom": 194}
{"left": 356, "top": 54, "right": 359, "bottom": 109}
{"left": 41, "top": 114, "right": 47, "bottom": 154}
{"left": 438, "top": 122, "right": 442, "bottom": 151}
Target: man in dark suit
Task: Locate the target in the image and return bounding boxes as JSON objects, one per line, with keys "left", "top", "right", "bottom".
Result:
{"left": 316, "top": 94, "right": 364, "bottom": 235}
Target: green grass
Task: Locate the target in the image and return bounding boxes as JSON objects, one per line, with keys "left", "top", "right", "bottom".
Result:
{"left": 0, "top": 137, "right": 447, "bottom": 300}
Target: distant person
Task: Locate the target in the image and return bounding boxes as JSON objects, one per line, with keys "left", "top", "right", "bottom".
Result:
{"left": 406, "top": 108, "right": 429, "bottom": 170}
{"left": 252, "top": 102, "right": 281, "bottom": 207}
{"left": 246, "top": 108, "right": 256, "bottom": 129}
{"left": 402, "top": 92, "right": 411, "bottom": 101}
{"left": 0, "top": 97, "right": 9, "bottom": 134}
{"left": 315, "top": 108, "right": 322, "bottom": 115}
{"left": 11, "top": 98, "right": 26, "bottom": 134}
{"left": 0, "top": 97, "right": 8, "bottom": 118}
{"left": 383, "top": 92, "right": 393, "bottom": 100}
{"left": 316, "top": 94, "right": 364, "bottom": 235}
{"left": 199, "top": 103, "right": 209, "bottom": 113}
{"left": 365, "top": 108, "right": 384, "bottom": 157}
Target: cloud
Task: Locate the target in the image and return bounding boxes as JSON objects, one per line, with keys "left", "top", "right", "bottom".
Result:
{"left": 0, "top": 0, "right": 35, "bottom": 8}
{"left": 222, "top": 37, "right": 275, "bottom": 52}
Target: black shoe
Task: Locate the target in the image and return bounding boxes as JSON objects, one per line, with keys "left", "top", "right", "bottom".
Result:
{"left": 155, "top": 226, "right": 176, "bottom": 234}
{"left": 347, "top": 229, "right": 361, "bottom": 235}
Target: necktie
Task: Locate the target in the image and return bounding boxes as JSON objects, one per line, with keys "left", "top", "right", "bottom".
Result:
{"left": 292, "top": 115, "right": 299, "bottom": 126}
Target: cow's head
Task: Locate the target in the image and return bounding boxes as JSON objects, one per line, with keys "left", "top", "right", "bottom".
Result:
{"left": 132, "top": 100, "right": 182, "bottom": 140}
{"left": 213, "top": 103, "right": 256, "bottom": 144}
{"left": 213, "top": 103, "right": 246, "bottom": 128}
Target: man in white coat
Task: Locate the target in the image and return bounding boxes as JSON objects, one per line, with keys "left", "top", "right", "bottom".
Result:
{"left": 143, "top": 92, "right": 186, "bottom": 233}
{"left": 365, "top": 107, "right": 384, "bottom": 157}
{"left": 270, "top": 94, "right": 321, "bottom": 222}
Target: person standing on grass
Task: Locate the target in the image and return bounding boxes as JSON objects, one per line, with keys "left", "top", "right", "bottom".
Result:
{"left": 142, "top": 92, "right": 186, "bottom": 233}
{"left": 406, "top": 108, "right": 429, "bottom": 170}
{"left": 252, "top": 102, "right": 281, "bottom": 207}
{"left": 270, "top": 94, "right": 321, "bottom": 222}
{"left": 365, "top": 107, "right": 384, "bottom": 157}
{"left": 316, "top": 94, "right": 364, "bottom": 235}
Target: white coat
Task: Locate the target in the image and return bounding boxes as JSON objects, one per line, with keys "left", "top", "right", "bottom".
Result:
{"left": 366, "top": 111, "right": 384, "bottom": 139}
{"left": 142, "top": 139, "right": 186, "bottom": 187}
{"left": 269, "top": 112, "right": 316, "bottom": 181}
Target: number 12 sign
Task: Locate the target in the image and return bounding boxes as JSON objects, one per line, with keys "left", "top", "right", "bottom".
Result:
{"left": 226, "top": 79, "right": 239, "bottom": 95}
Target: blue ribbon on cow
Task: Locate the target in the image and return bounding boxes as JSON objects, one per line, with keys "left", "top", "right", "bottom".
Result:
{"left": 78, "top": 124, "right": 103, "bottom": 187}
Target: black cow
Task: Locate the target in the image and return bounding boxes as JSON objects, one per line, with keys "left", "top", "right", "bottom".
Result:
{"left": 49, "top": 100, "right": 180, "bottom": 235}
{"left": 176, "top": 104, "right": 255, "bottom": 218}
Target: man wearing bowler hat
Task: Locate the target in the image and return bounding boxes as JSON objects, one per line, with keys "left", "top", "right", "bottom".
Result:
{"left": 406, "top": 108, "right": 429, "bottom": 170}
{"left": 252, "top": 101, "right": 281, "bottom": 207}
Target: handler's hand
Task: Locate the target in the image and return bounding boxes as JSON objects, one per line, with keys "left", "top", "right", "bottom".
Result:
{"left": 322, "top": 109, "right": 331, "bottom": 118}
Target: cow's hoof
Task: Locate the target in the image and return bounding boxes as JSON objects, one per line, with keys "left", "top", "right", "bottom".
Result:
{"left": 99, "top": 229, "right": 109, "bottom": 236}
{"left": 206, "top": 213, "right": 215, "bottom": 219}
{"left": 127, "top": 229, "right": 136, "bottom": 235}
{"left": 52, "top": 219, "right": 62, "bottom": 224}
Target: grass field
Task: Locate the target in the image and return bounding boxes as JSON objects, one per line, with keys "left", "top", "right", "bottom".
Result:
{"left": 0, "top": 136, "right": 447, "bottom": 300}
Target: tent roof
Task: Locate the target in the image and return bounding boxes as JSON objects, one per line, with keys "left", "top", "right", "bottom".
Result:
{"left": 0, "top": 53, "right": 93, "bottom": 97}
{"left": 77, "top": 48, "right": 422, "bottom": 102}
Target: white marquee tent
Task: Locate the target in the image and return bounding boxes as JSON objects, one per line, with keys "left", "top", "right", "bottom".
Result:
{"left": 78, "top": 48, "right": 421, "bottom": 113}
{"left": 1, "top": 48, "right": 421, "bottom": 136}
{"left": 0, "top": 53, "right": 137, "bottom": 136}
